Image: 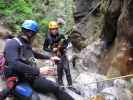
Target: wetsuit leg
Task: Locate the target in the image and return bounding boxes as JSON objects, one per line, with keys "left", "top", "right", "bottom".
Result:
{"left": 63, "top": 55, "right": 72, "bottom": 85}
{"left": 57, "top": 61, "right": 64, "bottom": 85}
{"left": 32, "top": 77, "right": 74, "bottom": 100}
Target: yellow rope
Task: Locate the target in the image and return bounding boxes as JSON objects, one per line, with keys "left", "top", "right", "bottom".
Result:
{"left": 61, "top": 74, "right": 133, "bottom": 87}
{"left": 66, "top": 1, "right": 102, "bottom": 36}
{"left": 89, "top": 74, "right": 133, "bottom": 85}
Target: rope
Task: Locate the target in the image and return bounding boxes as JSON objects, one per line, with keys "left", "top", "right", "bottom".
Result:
{"left": 66, "top": 1, "right": 102, "bottom": 37}
{"left": 59, "top": 74, "right": 133, "bottom": 88}
{"left": 1, "top": 71, "right": 133, "bottom": 88}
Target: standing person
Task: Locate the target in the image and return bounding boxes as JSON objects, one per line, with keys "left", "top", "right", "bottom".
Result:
{"left": 0, "top": 20, "right": 74, "bottom": 100}
{"left": 57, "top": 18, "right": 65, "bottom": 35}
{"left": 43, "top": 21, "right": 72, "bottom": 87}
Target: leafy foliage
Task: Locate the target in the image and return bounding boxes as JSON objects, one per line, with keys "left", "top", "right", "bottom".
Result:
{"left": 0, "top": 0, "right": 32, "bottom": 32}
{"left": 0, "top": 0, "right": 74, "bottom": 38}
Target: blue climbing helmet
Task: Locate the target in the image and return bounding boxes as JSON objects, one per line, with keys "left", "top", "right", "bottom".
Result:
{"left": 22, "top": 20, "right": 39, "bottom": 33}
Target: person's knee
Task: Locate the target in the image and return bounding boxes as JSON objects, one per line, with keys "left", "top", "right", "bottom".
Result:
{"left": 66, "top": 73, "right": 71, "bottom": 78}
{"left": 33, "top": 77, "right": 60, "bottom": 92}
{"left": 65, "top": 69, "right": 71, "bottom": 78}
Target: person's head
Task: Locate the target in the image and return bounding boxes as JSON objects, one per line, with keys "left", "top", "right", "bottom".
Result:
{"left": 48, "top": 21, "right": 59, "bottom": 36}
{"left": 21, "top": 20, "right": 39, "bottom": 40}
{"left": 57, "top": 18, "right": 65, "bottom": 28}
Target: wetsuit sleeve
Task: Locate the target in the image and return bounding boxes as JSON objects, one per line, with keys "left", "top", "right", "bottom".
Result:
{"left": 43, "top": 38, "right": 52, "bottom": 52}
{"left": 33, "top": 51, "right": 50, "bottom": 59}
{"left": 4, "top": 40, "right": 39, "bottom": 75}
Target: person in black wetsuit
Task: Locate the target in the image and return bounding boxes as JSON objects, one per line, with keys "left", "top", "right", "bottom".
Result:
{"left": 0, "top": 20, "right": 74, "bottom": 100}
{"left": 43, "top": 21, "right": 72, "bottom": 86}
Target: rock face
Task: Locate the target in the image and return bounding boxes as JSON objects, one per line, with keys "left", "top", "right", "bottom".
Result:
{"left": 0, "top": 39, "right": 5, "bottom": 53}
{"left": 1, "top": 0, "right": 133, "bottom": 99}
{"left": 100, "top": 0, "right": 121, "bottom": 48}
{"left": 72, "top": 0, "right": 133, "bottom": 76}
{"left": 73, "top": 72, "right": 110, "bottom": 99}
{"left": 0, "top": 23, "right": 11, "bottom": 37}
{"left": 99, "top": 0, "right": 133, "bottom": 76}
{"left": 74, "top": 0, "right": 99, "bottom": 23}
{"left": 70, "top": 0, "right": 102, "bottom": 50}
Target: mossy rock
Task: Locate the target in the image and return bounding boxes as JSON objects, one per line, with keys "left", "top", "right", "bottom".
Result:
{"left": 106, "top": 66, "right": 121, "bottom": 78}
{"left": 71, "top": 40, "right": 87, "bottom": 51}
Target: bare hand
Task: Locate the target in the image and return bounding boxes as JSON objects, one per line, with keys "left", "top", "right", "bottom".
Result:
{"left": 51, "top": 56, "right": 60, "bottom": 61}
{"left": 53, "top": 48, "right": 58, "bottom": 52}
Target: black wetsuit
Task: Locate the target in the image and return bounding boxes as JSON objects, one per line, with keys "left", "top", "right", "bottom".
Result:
{"left": 2, "top": 36, "right": 74, "bottom": 100}
{"left": 43, "top": 34, "right": 72, "bottom": 86}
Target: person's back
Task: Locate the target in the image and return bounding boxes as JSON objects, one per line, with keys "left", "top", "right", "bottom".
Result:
{"left": 4, "top": 36, "right": 39, "bottom": 81}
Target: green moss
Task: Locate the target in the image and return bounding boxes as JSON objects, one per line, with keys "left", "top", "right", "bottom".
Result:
{"left": 100, "top": 0, "right": 110, "bottom": 14}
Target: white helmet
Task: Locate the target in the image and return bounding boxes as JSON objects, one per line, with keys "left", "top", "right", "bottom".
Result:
{"left": 57, "top": 18, "right": 65, "bottom": 25}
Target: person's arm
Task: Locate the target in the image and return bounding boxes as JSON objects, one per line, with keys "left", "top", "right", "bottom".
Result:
{"left": 43, "top": 38, "right": 52, "bottom": 52}
{"left": 33, "top": 51, "right": 50, "bottom": 59}
{"left": 4, "top": 40, "right": 39, "bottom": 76}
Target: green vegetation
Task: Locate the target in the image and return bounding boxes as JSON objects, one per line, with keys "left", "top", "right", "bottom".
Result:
{"left": 0, "top": 0, "right": 74, "bottom": 37}
{"left": 0, "top": 0, "right": 33, "bottom": 32}
{"left": 100, "top": 0, "right": 110, "bottom": 14}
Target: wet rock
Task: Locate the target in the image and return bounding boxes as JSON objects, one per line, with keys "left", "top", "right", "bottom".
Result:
{"left": 74, "top": 72, "right": 110, "bottom": 99}
{"left": 113, "top": 79, "right": 129, "bottom": 89}
{"left": 71, "top": 0, "right": 102, "bottom": 50}
{"left": 100, "top": 0, "right": 121, "bottom": 49}
{"left": 0, "top": 25, "right": 11, "bottom": 37}
{"left": 101, "top": 86, "right": 133, "bottom": 100}
{"left": 98, "top": 79, "right": 133, "bottom": 100}
{"left": 0, "top": 39, "right": 5, "bottom": 53}
{"left": 100, "top": 0, "right": 133, "bottom": 76}
{"left": 72, "top": 39, "right": 103, "bottom": 73}
{"left": 38, "top": 94, "right": 56, "bottom": 100}
{"left": 106, "top": 66, "right": 121, "bottom": 78}
{"left": 74, "top": 0, "right": 100, "bottom": 23}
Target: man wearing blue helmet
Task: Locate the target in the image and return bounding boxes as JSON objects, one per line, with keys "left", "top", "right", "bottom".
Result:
{"left": 0, "top": 20, "right": 74, "bottom": 100}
